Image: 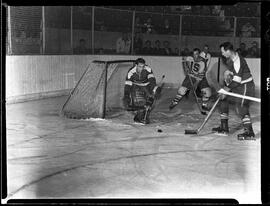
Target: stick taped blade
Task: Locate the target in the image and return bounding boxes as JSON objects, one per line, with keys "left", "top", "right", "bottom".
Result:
{"left": 185, "top": 129, "right": 198, "bottom": 134}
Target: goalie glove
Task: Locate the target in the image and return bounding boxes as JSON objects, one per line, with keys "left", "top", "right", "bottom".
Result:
{"left": 152, "top": 85, "right": 162, "bottom": 98}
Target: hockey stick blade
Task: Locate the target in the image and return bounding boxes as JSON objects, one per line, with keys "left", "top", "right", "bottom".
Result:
{"left": 185, "top": 129, "right": 198, "bottom": 134}
{"left": 201, "top": 111, "right": 207, "bottom": 115}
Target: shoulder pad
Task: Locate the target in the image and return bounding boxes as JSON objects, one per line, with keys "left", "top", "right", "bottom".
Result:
{"left": 144, "top": 65, "right": 152, "bottom": 73}
{"left": 127, "top": 67, "right": 137, "bottom": 79}
{"left": 186, "top": 56, "right": 194, "bottom": 61}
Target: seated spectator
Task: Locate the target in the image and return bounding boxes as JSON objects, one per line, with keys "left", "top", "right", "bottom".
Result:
{"left": 201, "top": 6, "right": 211, "bottom": 15}
{"left": 241, "top": 22, "right": 256, "bottom": 37}
{"left": 153, "top": 40, "right": 164, "bottom": 55}
{"left": 142, "top": 17, "right": 155, "bottom": 34}
{"left": 116, "top": 32, "right": 131, "bottom": 54}
{"left": 141, "top": 40, "right": 153, "bottom": 55}
{"left": 160, "top": 18, "right": 172, "bottom": 34}
{"left": 73, "top": 39, "right": 91, "bottom": 54}
{"left": 98, "top": 48, "right": 104, "bottom": 54}
{"left": 133, "top": 32, "right": 143, "bottom": 54}
{"left": 220, "top": 18, "right": 232, "bottom": 31}
{"left": 95, "top": 20, "right": 107, "bottom": 31}
{"left": 181, "top": 47, "right": 191, "bottom": 57}
{"left": 134, "top": 16, "right": 143, "bottom": 33}
{"left": 236, "top": 42, "right": 248, "bottom": 57}
{"left": 200, "top": 44, "right": 212, "bottom": 68}
{"left": 212, "top": 5, "right": 222, "bottom": 16}
{"left": 179, "top": 6, "right": 192, "bottom": 14}
{"left": 247, "top": 41, "right": 260, "bottom": 58}
{"left": 162, "top": 41, "right": 172, "bottom": 55}
{"left": 173, "top": 48, "right": 180, "bottom": 56}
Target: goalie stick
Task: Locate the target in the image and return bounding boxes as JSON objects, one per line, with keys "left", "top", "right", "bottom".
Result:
{"left": 142, "top": 75, "right": 166, "bottom": 124}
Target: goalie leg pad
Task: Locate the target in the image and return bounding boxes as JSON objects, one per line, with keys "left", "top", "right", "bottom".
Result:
{"left": 131, "top": 85, "right": 147, "bottom": 107}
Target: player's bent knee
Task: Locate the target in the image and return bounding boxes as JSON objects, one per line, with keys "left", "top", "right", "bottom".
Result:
{"left": 177, "top": 86, "right": 188, "bottom": 96}
{"left": 201, "top": 87, "right": 211, "bottom": 98}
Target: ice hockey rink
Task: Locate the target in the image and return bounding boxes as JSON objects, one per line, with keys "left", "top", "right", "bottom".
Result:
{"left": 5, "top": 88, "right": 261, "bottom": 204}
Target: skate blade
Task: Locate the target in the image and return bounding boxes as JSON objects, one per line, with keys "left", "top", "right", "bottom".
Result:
{"left": 134, "top": 122, "right": 147, "bottom": 125}
{"left": 237, "top": 137, "right": 256, "bottom": 141}
{"left": 214, "top": 132, "right": 229, "bottom": 136}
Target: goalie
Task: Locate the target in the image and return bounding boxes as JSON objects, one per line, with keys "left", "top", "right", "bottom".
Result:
{"left": 123, "top": 58, "right": 161, "bottom": 124}
{"left": 169, "top": 48, "right": 212, "bottom": 111}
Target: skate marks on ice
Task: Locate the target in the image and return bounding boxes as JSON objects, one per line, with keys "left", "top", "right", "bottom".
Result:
{"left": 6, "top": 96, "right": 261, "bottom": 199}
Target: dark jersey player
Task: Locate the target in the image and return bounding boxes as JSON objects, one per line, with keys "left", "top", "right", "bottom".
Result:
{"left": 169, "top": 48, "right": 212, "bottom": 111}
{"left": 212, "top": 42, "right": 256, "bottom": 140}
{"left": 123, "top": 58, "right": 161, "bottom": 124}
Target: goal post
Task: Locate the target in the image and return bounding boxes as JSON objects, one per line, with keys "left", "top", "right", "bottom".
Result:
{"left": 60, "top": 60, "right": 136, "bottom": 119}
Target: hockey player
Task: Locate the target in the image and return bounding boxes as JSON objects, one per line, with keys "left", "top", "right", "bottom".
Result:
{"left": 169, "top": 48, "right": 212, "bottom": 111}
{"left": 123, "top": 58, "right": 161, "bottom": 124}
{"left": 212, "top": 42, "right": 255, "bottom": 140}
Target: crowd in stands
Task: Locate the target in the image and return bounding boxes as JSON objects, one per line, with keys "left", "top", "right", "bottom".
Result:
{"left": 95, "top": 5, "right": 260, "bottom": 37}
{"left": 104, "top": 4, "right": 260, "bottom": 17}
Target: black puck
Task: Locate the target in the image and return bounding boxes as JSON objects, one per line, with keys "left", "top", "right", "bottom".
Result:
{"left": 157, "top": 129, "right": 163, "bottom": 133}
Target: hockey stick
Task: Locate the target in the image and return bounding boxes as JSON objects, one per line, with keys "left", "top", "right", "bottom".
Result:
{"left": 187, "top": 74, "right": 207, "bottom": 115}
{"left": 185, "top": 96, "right": 221, "bottom": 134}
{"left": 142, "top": 75, "right": 165, "bottom": 123}
{"left": 218, "top": 90, "right": 261, "bottom": 103}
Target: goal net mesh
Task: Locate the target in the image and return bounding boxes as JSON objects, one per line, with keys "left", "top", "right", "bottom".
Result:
{"left": 61, "top": 60, "right": 135, "bottom": 119}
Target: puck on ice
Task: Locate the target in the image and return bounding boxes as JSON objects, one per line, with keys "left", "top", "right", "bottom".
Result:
{"left": 157, "top": 129, "right": 163, "bottom": 133}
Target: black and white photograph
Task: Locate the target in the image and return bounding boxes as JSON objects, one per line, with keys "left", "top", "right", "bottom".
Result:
{"left": 1, "top": 2, "right": 269, "bottom": 205}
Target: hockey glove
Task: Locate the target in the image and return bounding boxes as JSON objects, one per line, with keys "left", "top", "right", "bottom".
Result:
{"left": 224, "top": 70, "right": 234, "bottom": 86}
{"left": 218, "top": 86, "right": 230, "bottom": 100}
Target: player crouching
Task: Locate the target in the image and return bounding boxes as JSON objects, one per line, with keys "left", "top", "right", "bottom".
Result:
{"left": 169, "top": 48, "right": 211, "bottom": 111}
{"left": 123, "top": 58, "right": 161, "bottom": 124}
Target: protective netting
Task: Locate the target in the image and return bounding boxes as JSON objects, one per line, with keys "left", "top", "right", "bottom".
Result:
{"left": 9, "top": 6, "right": 42, "bottom": 54}
{"left": 61, "top": 60, "right": 135, "bottom": 119}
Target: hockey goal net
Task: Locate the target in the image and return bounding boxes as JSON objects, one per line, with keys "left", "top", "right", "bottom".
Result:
{"left": 61, "top": 60, "right": 135, "bottom": 119}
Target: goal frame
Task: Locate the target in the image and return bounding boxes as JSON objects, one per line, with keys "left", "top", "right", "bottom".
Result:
{"left": 61, "top": 59, "right": 136, "bottom": 119}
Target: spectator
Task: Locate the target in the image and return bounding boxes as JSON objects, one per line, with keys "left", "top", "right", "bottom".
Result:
{"left": 142, "top": 40, "right": 153, "bottom": 55}
{"left": 95, "top": 19, "right": 107, "bottom": 31}
{"left": 134, "top": 16, "right": 143, "bottom": 33}
{"left": 153, "top": 40, "right": 164, "bottom": 55}
{"left": 133, "top": 32, "right": 143, "bottom": 54}
{"left": 212, "top": 5, "right": 222, "bottom": 16}
{"left": 201, "top": 6, "right": 211, "bottom": 15}
{"left": 179, "top": 6, "right": 192, "bottom": 14}
{"left": 162, "top": 41, "right": 172, "bottom": 55}
{"left": 173, "top": 48, "right": 180, "bottom": 56}
{"left": 200, "top": 44, "right": 212, "bottom": 69}
{"left": 247, "top": 41, "right": 260, "bottom": 58}
{"left": 241, "top": 22, "right": 256, "bottom": 37}
{"left": 236, "top": 42, "right": 248, "bottom": 57}
{"left": 98, "top": 48, "right": 104, "bottom": 54}
{"left": 160, "top": 18, "right": 172, "bottom": 34}
{"left": 181, "top": 47, "right": 191, "bottom": 57}
{"left": 73, "top": 39, "right": 90, "bottom": 54}
{"left": 116, "top": 32, "right": 131, "bottom": 54}
{"left": 143, "top": 17, "right": 155, "bottom": 34}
